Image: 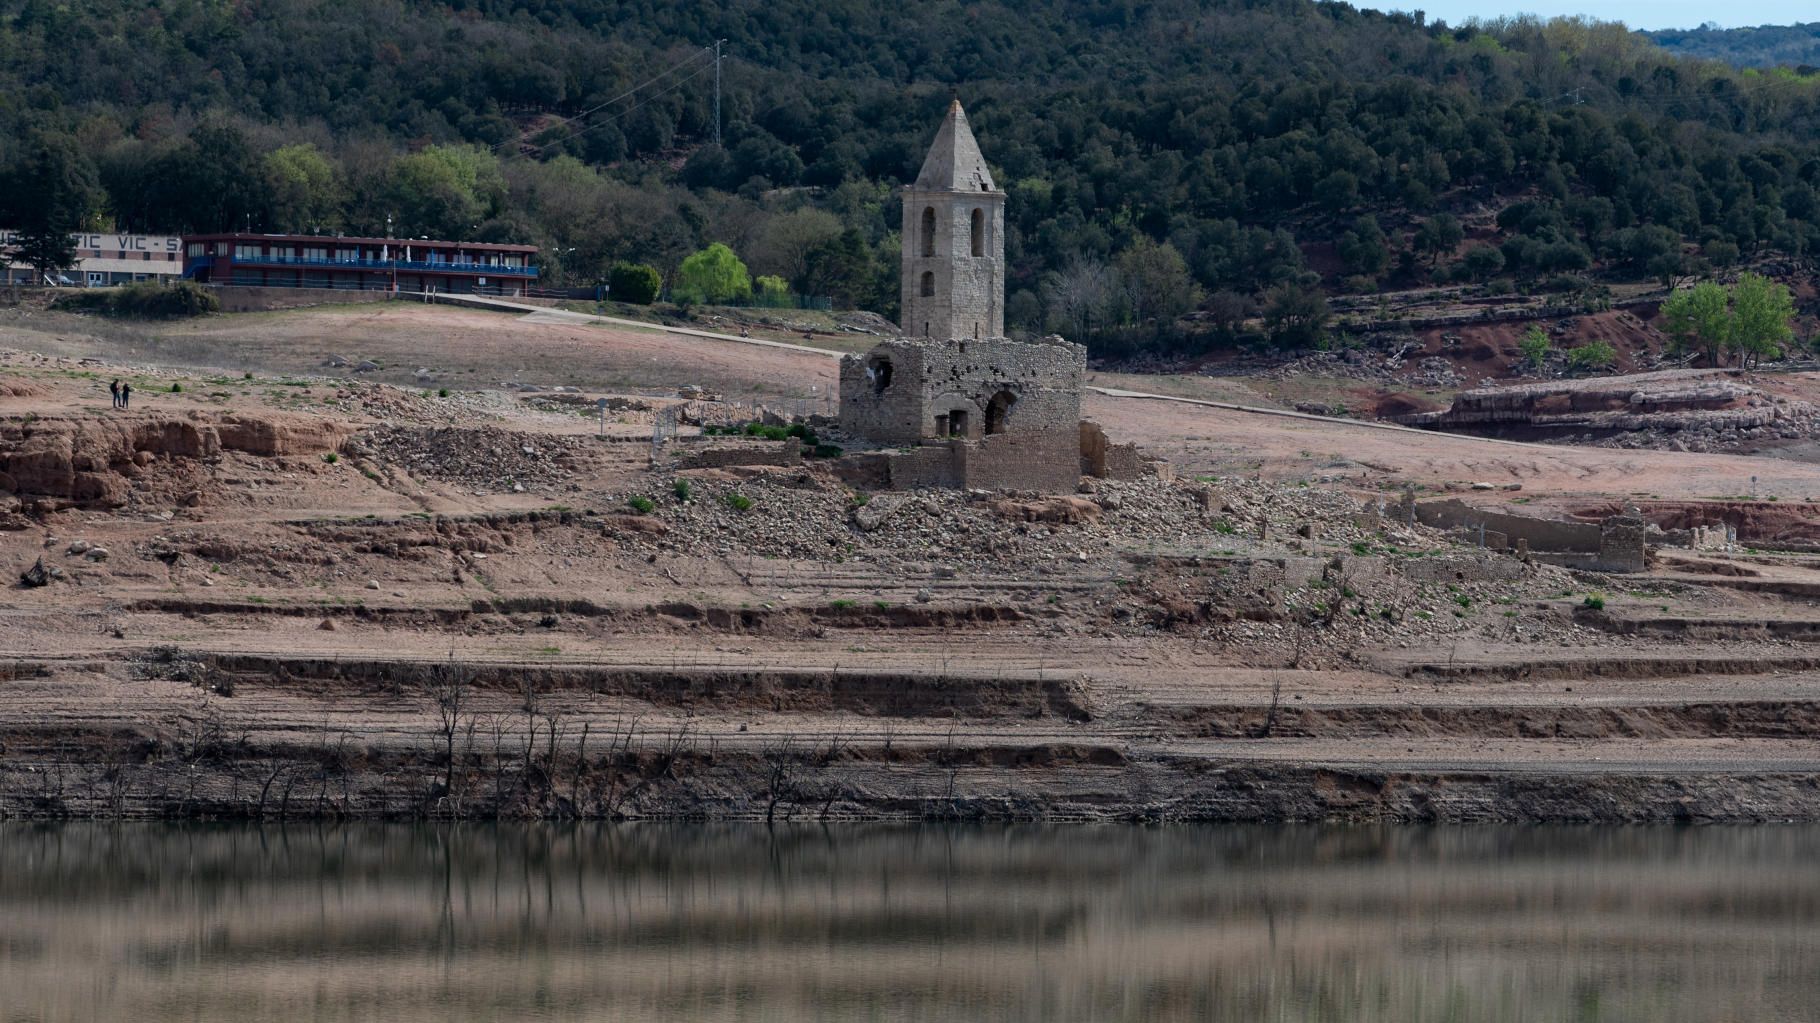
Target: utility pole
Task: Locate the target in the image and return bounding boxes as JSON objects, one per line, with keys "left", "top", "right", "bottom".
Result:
{"left": 713, "top": 39, "right": 724, "bottom": 147}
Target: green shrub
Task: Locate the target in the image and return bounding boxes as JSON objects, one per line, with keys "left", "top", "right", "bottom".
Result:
{"left": 1582, "top": 594, "right": 1605, "bottom": 610}
{"left": 169, "top": 382, "right": 182, "bottom": 392}
{"left": 672, "top": 479, "right": 692, "bottom": 501}
{"left": 437, "top": 387, "right": 450, "bottom": 398}
{"left": 1518, "top": 326, "right": 1552, "bottom": 368}
{"left": 741, "top": 422, "right": 792, "bottom": 441}
{"left": 321, "top": 452, "right": 339, "bottom": 464}
{"left": 811, "top": 443, "right": 843, "bottom": 459}
{"left": 754, "top": 274, "right": 792, "bottom": 308}
{"left": 1566, "top": 340, "right": 1616, "bottom": 372}
{"left": 607, "top": 262, "right": 662, "bottom": 305}
{"left": 627, "top": 495, "right": 655, "bottom": 514}
{"left": 55, "top": 280, "right": 220, "bottom": 319}
{"left": 725, "top": 492, "right": 753, "bottom": 512}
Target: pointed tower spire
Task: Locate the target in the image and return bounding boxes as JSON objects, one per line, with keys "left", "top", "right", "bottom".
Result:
{"left": 900, "top": 98, "right": 1006, "bottom": 341}
{"left": 913, "top": 100, "right": 997, "bottom": 193}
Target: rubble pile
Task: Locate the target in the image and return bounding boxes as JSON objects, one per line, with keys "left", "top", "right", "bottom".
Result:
{"left": 614, "top": 471, "right": 1385, "bottom": 569}
{"left": 353, "top": 424, "right": 600, "bottom": 494}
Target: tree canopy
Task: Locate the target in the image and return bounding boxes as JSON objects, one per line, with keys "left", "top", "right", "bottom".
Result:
{"left": 3, "top": 0, "right": 1820, "bottom": 354}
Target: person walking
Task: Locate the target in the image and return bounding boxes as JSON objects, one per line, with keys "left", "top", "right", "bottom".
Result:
{"left": 119, "top": 381, "right": 132, "bottom": 409}
{"left": 109, "top": 379, "right": 120, "bottom": 409}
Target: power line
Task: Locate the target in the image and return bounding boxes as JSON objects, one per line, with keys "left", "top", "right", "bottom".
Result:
{"left": 491, "top": 45, "right": 714, "bottom": 155}
{"left": 519, "top": 58, "right": 718, "bottom": 158}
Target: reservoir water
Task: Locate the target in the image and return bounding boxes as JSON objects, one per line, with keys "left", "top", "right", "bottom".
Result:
{"left": 0, "top": 823, "right": 1815, "bottom": 1021}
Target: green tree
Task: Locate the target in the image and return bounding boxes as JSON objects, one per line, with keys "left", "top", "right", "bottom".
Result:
{"left": 1414, "top": 213, "right": 1464, "bottom": 268}
{"left": 263, "top": 144, "right": 343, "bottom": 233}
{"left": 1661, "top": 281, "right": 1732, "bottom": 365}
{"left": 673, "top": 242, "right": 752, "bottom": 305}
{"left": 607, "top": 262, "right": 662, "bottom": 304}
{"left": 384, "top": 145, "right": 505, "bottom": 239}
{"left": 755, "top": 207, "right": 842, "bottom": 292}
{"left": 5, "top": 134, "right": 99, "bottom": 284}
{"left": 802, "top": 229, "right": 880, "bottom": 309}
{"left": 1337, "top": 215, "right": 1389, "bottom": 279}
{"left": 1116, "top": 238, "right": 1201, "bottom": 324}
{"left": 1461, "top": 245, "right": 1505, "bottom": 282}
{"left": 1625, "top": 225, "right": 1684, "bottom": 287}
{"left": 1518, "top": 326, "right": 1552, "bottom": 369}
{"left": 754, "top": 275, "right": 791, "bottom": 307}
{"left": 1262, "top": 281, "right": 1329, "bottom": 349}
{"left": 150, "top": 124, "right": 267, "bottom": 232}
{"left": 1730, "top": 272, "right": 1795, "bottom": 369}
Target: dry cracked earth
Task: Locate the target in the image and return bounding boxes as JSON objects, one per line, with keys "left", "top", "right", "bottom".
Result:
{"left": 2, "top": 303, "right": 1820, "bottom": 823}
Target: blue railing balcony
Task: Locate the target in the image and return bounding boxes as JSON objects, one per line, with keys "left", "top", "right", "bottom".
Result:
{"left": 198, "top": 254, "right": 538, "bottom": 277}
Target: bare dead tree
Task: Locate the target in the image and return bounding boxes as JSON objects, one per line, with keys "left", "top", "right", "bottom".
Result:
{"left": 760, "top": 737, "right": 802, "bottom": 823}
{"left": 1253, "top": 677, "right": 1284, "bottom": 739}
{"left": 429, "top": 657, "right": 475, "bottom": 798}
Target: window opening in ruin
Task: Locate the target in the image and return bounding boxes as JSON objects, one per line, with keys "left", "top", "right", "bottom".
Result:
{"left": 948, "top": 410, "right": 970, "bottom": 437}
{"left": 934, "top": 414, "right": 948, "bottom": 437}
{"left": 868, "top": 357, "right": 894, "bottom": 395}
{"left": 973, "top": 322, "right": 980, "bottom": 339}
{"left": 923, "top": 321, "right": 930, "bottom": 337}
{"left": 920, "top": 271, "right": 934, "bottom": 297}
{"left": 970, "top": 208, "right": 984, "bottom": 257}
{"left": 985, "top": 390, "right": 1017, "bottom": 435}
{"left": 920, "top": 207, "right": 936, "bottom": 257}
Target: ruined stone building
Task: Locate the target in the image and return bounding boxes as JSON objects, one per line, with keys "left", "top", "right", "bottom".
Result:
{"left": 839, "top": 100, "right": 1157, "bottom": 493}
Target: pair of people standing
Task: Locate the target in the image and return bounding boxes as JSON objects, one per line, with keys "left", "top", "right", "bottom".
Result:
{"left": 108, "top": 379, "right": 132, "bottom": 409}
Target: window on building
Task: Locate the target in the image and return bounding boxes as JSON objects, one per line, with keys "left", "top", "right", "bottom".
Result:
{"left": 271, "top": 246, "right": 295, "bottom": 259}
{"left": 920, "top": 207, "right": 935, "bottom": 257}
{"left": 304, "top": 247, "right": 328, "bottom": 261}
{"left": 214, "top": 242, "right": 230, "bottom": 256}
{"left": 971, "top": 208, "right": 984, "bottom": 257}
{"left": 186, "top": 243, "right": 205, "bottom": 257}
{"left": 920, "top": 271, "right": 934, "bottom": 298}
{"left": 235, "top": 244, "right": 262, "bottom": 259}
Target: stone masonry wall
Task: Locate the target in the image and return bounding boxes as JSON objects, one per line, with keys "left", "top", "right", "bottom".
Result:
{"left": 839, "top": 344, "right": 928, "bottom": 444}
{"left": 840, "top": 336, "right": 1084, "bottom": 447}
{"left": 899, "top": 190, "right": 1005, "bottom": 341}
{"left": 962, "top": 432, "right": 1080, "bottom": 493}
{"left": 1415, "top": 498, "right": 1602, "bottom": 553}
{"left": 1596, "top": 514, "right": 1648, "bottom": 572}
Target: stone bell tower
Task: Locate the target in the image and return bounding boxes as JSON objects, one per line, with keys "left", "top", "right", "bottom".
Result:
{"left": 900, "top": 100, "right": 1005, "bottom": 341}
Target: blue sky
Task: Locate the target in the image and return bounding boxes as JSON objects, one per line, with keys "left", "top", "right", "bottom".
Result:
{"left": 1382, "top": 1, "right": 1812, "bottom": 30}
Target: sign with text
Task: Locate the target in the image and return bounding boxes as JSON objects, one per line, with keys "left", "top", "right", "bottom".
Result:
{"left": 0, "top": 231, "right": 181, "bottom": 256}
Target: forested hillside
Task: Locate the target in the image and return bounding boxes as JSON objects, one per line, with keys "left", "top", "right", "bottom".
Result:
{"left": 4, "top": 0, "right": 1820, "bottom": 353}
{"left": 1648, "top": 22, "right": 1820, "bottom": 69}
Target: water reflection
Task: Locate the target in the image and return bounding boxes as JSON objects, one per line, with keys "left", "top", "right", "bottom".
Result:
{"left": 0, "top": 824, "right": 1816, "bottom": 1021}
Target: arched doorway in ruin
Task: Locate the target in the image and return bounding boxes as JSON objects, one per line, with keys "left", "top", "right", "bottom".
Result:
{"left": 984, "top": 389, "right": 1018, "bottom": 435}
